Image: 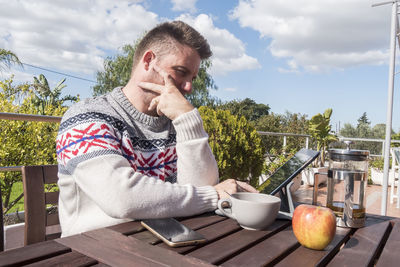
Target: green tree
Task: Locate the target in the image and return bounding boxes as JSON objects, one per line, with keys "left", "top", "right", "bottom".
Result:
{"left": 280, "top": 111, "right": 309, "bottom": 152}
{"left": 357, "top": 112, "right": 370, "bottom": 126}
{"left": 199, "top": 106, "right": 265, "bottom": 187}
{"left": 0, "top": 77, "right": 76, "bottom": 215}
{"left": 392, "top": 132, "right": 400, "bottom": 148}
{"left": 93, "top": 44, "right": 136, "bottom": 96}
{"left": 372, "top": 124, "right": 386, "bottom": 139}
{"left": 339, "top": 123, "right": 357, "bottom": 138}
{"left": 308, "top": 108, "right": 337, "bottom": 167}
{"left": 185, "top": 60, "right": 219, "bottom": 108}
{"left": 92, "top": 42, "right": 218, "bottom": 108}
{"left": 255, "top": 111, "right": 309, "bottom": 156}
{"left": 0, "top": 49, "right": 22, "bottom": 70}
{"left": 339, "top": 116, "right": 392, "bottom": 155}
{"left": 356, "top": 112, "right": 371, "bottom": 138}
{"left": 255, "top": 113, "right": 284, "bottom": 154}
{"left": 32, "top": 74, "right": 78, "bottom": 114}
{"left": 218, "top": 98, "right": 270, "bottom": 122}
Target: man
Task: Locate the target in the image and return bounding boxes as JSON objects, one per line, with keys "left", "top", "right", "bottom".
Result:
{"left": 56, "top": 21, "right": 257, "bottom": 237}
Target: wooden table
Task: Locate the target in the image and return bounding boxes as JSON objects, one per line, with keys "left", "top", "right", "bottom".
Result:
{"left": 0, "top": 212, "right": 399, "bottom": 267}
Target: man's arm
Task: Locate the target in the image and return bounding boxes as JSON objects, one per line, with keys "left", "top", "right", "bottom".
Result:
{"left": 71, "top": 153, "right": 218, "bottom": 219}
{"left": 139, "top": 65, "right": 218, "bottom": 186}
{"left": 173, "top": 108, "right": 219, "bottom": 186}
{"left": 138, "top": 66, "right": 257, "bottom": 196}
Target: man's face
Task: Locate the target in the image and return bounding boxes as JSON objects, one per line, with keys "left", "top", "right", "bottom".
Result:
{"left": 150, "top": 43, "right": 201, "bottom": 95}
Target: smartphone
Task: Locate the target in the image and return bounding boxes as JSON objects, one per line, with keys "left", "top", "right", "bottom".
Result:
{"left": 141, "top": 218, "right": 207, "bottom": 247}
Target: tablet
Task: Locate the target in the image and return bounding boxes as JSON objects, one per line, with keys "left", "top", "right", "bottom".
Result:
{"left": 258, "top": 148, "right": 320, "bottom": 195}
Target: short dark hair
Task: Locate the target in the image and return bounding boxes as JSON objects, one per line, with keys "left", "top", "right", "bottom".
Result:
{"left": 132, "top": 21, "right": 212, "bottom": 70}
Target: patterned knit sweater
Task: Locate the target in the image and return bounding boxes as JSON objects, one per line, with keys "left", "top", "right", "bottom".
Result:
{"left": 56, "top": 87, "right": 219, "bottom": 237}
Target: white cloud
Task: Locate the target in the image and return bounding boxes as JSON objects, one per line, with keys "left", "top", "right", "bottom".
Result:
{"left": 0, "top": 68, "right": 34, "bottom": 84}
{"left": 0, "top": 0, "right": 159, "bottom": 75}
{"left": 171, "top": 0, "right": 197, "bottom": 13}
{"left": 0, "top": 1, "right": 260, "bottom": 79}
{"left": 176, "top": 14, "right": 261, "bottom": 75}
{"left": 223, "top": 87, "right": 237, "bottom": 92}
{"left": 231, "top": 0, "right": 391, "bottom": 72}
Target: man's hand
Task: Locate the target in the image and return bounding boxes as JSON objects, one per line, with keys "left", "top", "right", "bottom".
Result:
{"left": 214, "top": 179, "right": 259, "bottom": 199}
{"left": 138, "top": 65, "right": 194, "bottom": 120}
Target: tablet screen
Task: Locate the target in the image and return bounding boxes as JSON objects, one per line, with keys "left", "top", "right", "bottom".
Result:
{"left": 258, "top": 149, "right": 320, "bottom": 195}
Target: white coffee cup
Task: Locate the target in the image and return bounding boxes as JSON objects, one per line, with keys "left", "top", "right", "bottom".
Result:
{"left": 217, "top": 192, "right": 281, "bottom": 230}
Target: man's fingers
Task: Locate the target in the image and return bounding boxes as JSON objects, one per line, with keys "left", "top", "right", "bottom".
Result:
{"left": 152, "top": 65, "right": 176, "bottom": 87}
{"left": 138, "top": 82, "right": 164, "bottom": 94}
{"left": 237, "top": 181, "right": 259, "bottom": 193}
{"left": 153, "top": 64, "right": 166, "bottom": 76}
{"left": 148, "top": 96, "right": 160, "bottom": 111}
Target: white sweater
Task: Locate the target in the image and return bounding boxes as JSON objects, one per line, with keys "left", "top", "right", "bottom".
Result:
{"left": 56, "top": 87, "right": 219, "bottom": 237}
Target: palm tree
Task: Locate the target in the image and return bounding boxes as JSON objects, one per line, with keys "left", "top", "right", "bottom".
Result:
{"left": 0, "top": 49, "right": 22, "bottom": 70}
{"left": 32, "top": 74, "right": 78, "bottom": 114}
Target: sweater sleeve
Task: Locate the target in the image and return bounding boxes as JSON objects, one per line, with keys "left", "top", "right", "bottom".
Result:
{"left": 172, "top": 109, "right": 219, "bottom": 186}
{"left": 71, "top": 154, "right": 218, "bottom": 219}
{"left": 56, "top": 114, "right": 218, "bottom": 220}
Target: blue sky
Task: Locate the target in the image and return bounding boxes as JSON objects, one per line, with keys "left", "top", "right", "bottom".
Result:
{"left": 1, "top": 0, "right": 399, "bottom": 132}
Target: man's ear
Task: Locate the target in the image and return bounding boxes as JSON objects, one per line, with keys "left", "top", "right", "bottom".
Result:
{"left": 142, "top": 50, "right": 155, "bottom": 71}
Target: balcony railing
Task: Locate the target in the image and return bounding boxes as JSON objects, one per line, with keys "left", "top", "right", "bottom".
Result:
{"left": 0, "top": 112, "right": 62, "bottom": 123}
{"left": 0, "top": 112, "right": 61, "bottom": 173}
{"left": 1, "top": 112, "right": 400, "bottom": 172}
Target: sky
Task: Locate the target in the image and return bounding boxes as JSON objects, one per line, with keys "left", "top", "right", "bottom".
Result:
{"left": 1, "top": 0, "right": 400, "bottom": 133}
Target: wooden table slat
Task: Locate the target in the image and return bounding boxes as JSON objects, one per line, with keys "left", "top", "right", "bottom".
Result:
{"left": 187, "top": 219, "right": 291, "bottom": 265}
{"left": 56, "top": 233, "right": 169, "bottom": 267}
{"left": 275, "top": 226, "right": 352, "bottom": 267}
{"left": 376, "top": 219, "right": 400, "bottom": 267}
{"left": 0, "top": 240, "right": 70, "bottom": 266}
{"left": 83, "top": 227, "right": 214, "bottom": 267}
{"left": 221, "top": 226, "right": 300, "bottom": 267}
{"left": 106, "top": 221, "right": 144, "bottom": 235}
{"left": 2, "top": 212, "right": 399, "bottom": 266}
{"left": 327, "top": 220, "right": 392, "bottom": 267}
{"left": 179, "top": 214, "right": 228, "bottom": 229}
{"left": 131, "top": 230, "right": 162, "bottom": 245}
{"left": 24, "top": 250, "right": 97, "bottom": 267}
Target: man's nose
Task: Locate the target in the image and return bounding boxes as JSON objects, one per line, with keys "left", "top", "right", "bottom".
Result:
{"left": 181, "top": 81, "right": 192, "bottom": 94}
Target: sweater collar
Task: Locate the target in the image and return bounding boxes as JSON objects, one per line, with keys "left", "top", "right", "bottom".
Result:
{"left": 111, "top": 87, "right": 170, "bottom": 127}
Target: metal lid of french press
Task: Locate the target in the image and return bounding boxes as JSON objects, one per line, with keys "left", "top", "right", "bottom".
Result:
{"left": 329, "top": 140, "right": 369, "bottom": 161}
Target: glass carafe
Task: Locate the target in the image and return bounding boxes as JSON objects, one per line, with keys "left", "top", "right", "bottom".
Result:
{"left": 326, "top": 141, "right": 369, "bottom": 228}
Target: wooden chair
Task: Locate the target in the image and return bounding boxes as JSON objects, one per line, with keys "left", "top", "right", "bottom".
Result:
{"left": 390, "top": 148, "right": 400, "bottom": 208}
{"left": 21, "top": 165, "right": 61, "bottom": 245}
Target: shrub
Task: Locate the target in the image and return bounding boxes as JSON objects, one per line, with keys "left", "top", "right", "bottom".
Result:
{"left": 199, "top": 106, "right": 265, "bottom": 187}
{"left": 0, "top": 77, "right": 71, "bottom": 214}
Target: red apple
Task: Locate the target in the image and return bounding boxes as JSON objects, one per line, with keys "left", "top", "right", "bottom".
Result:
{"left": 292, "top": 204, "right": 336, "bottom": 250}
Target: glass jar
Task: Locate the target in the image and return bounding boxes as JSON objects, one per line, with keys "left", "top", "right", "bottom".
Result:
{"left": 326, "top": 141, "right": 369, "bottom": 228}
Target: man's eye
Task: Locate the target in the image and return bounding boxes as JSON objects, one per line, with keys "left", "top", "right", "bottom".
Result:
{"left": 176, "top": 69, "right": 186, "bottom": 76}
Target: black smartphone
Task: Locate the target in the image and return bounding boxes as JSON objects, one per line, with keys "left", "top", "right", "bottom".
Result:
{"left": 141, "top": 218, "right": 207, "bottom": 247}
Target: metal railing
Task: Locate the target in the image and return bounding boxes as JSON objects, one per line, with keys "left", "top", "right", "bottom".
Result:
{"left": 0, "top": 112, "right": 62, "bottom": 123}
{"left": 337, "top": 136, "right": 400, "bottom": 157}
{"left": 1, "top": 112, "right": 400, "bottom": 170}
{"left": 257, "top": 131, "right": 310, "bottom": 149}
{"left": 0, "top": 166, "right": 22, "bottom": 172}
{"left": 2, "top": 112, "right": 400, "bottom": 219}
{"left": 257, "top": 131, "right": 400, "bottom": 158}
{"left": 0, "top": 113, "right": 62, "bottom": 173}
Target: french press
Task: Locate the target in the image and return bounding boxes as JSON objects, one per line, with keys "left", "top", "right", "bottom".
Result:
{"left": 326, "top": 141, "right": 369, "bottom": 228}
